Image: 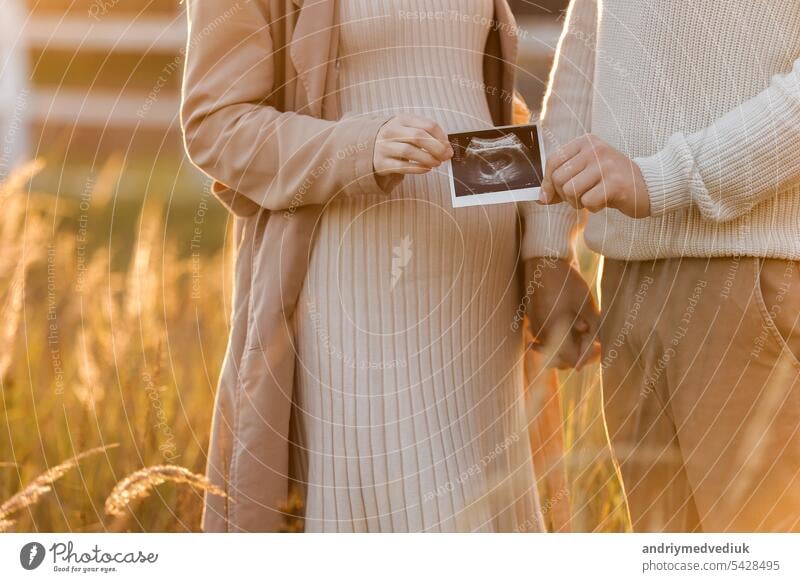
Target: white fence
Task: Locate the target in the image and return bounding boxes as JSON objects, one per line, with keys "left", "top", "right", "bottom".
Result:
{"left": 23, "top": 13, "right": 185, "bottom": 131}
{"left": 17, "top": 12, "right": 560, "bottom": 132}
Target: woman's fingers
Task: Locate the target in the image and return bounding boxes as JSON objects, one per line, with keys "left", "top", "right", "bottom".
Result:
{"left": 378, "top": 158, "right": 432, "bottom": 175}
{"left": 389, "top": 116, "right": 453, "bottom": 161}
{"left": 385, "top": 142, "right": 441, "bottom": 169}
{"left": 397, "top": 114, "right": 450, "bottom": 145}
{"left": 373, "top": 114, "right": 453, "bottom": 177}
{"left": 389, "top": 127, "right": 452, "bottom": 161}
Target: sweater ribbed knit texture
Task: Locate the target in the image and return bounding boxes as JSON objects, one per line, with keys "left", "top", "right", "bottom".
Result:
{"left": 293, "top": 0, "right": 542, "bottom": 532}
{"left": 522, "top": 0, "right": 800, "bottom": 261}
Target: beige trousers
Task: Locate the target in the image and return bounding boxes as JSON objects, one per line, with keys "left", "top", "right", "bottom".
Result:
{"left": 600, "top": 256, "right": 800, "bottom": 532}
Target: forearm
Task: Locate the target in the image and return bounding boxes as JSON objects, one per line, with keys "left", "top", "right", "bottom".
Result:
{"left": 181, "top": 0, "right": 391, "bottom": 215}
{"left": 521, "top": 0, "right": 597, "bottom": 260}
{"left": 539, "top": 0, "right": 598, "bottom": 153}
{"left": 183, "top": 103, "right": 388, "bottom": 211}
{"left": 638, "top": 58, "right": 800, "bottom": 221}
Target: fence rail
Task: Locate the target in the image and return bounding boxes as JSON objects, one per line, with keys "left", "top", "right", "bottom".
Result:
{"left": 23, "top": 13, "right": 559, "bottom": 131}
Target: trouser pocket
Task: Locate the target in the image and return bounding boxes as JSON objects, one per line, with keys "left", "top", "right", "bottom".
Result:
{"left": 753, "top": 258, "right": 800, "bottom": 369}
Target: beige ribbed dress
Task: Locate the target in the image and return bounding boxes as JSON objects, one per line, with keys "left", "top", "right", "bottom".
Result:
{"left": 293, "top": 0, "right": 543, "bottom": 532}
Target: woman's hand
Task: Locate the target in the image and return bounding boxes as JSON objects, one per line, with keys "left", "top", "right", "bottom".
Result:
{"left": 373, "top": 114, "right": 453, "bottom": 178}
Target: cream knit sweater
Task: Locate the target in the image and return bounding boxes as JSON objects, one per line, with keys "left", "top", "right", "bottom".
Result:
{"left": 522, "top": 0, "right": 800, "bottom": 261}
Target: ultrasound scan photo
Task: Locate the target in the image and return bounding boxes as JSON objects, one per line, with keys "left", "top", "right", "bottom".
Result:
{"left": 448, "top": 124, "right": 545, "bottom": 206}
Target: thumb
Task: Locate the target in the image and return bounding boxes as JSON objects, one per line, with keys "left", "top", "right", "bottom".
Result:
{"left": 540, "top": 176, "right": 558, "bottom": 204}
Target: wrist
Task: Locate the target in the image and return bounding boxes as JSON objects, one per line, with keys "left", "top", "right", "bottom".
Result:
{"left": 634, "top": 134, "right": 695, "bottom": 216}
{"left": 524, "top": 257, "right": 573, "bottom": 286}
{"left": 521, "top": 203, "right": 578, "bottom": 262}
{"left": 375, "top": 172, "right": 403, "bottom": 193}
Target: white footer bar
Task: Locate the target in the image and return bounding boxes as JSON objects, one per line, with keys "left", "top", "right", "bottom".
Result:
{"left": 1, "top": 533, "right": 797, "bottom": 581}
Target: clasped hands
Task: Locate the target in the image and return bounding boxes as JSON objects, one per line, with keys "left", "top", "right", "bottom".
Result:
{"left": 523, "top": 134, "right": 655, "bottom": 370}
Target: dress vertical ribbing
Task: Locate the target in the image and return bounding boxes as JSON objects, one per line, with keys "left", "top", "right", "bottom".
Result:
{"left": 293, "top": 0, "right": 543, "bottom": 532}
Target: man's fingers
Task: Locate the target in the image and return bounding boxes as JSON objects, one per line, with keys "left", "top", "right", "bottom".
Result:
{"left": 538, "top": 322, "right": 599, "bottom": 370}
{"left": 535, "top": 318, "right": 582, "bottom": 369}
{"left": 575, "top": 338, "right": 601, "bottom": 370}
{"left": 579, "top": 290, "right": 601, "bottom": 332}
{"left": 551, "top": 335, "right": 582, "bottom": 370}
{"left": 551, "top": 163, "right": 586, "bottom": 207}
{"left": 579, "top": 183, "right": 612, "bottom": 213}
{"left": 544, "top": 134, "right": 590, "bottom": 193}
{"left": 558, "top": 312, "right": 599, "bottom": 370}
{"left": 547, "top": 136, "right": 585, "bottom": 176}
{"left": 560, "top": 166, "right": 601, "bottom": 206}
{"left": 534, "top": 337, "right": 580, "bottom": 370}
{"left": 574, "top": 332, "right": 592, "bottom": 370}
{"left": 542, "top": 136, "right": 597, "bottom": 205}
{"left": 551, "top": 151, "right": 588, "bottom": 187}
{"left": 540, "top": 175, "right": 561, "bottom": 204}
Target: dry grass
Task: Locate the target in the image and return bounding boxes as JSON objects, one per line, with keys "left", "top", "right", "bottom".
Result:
{"left": 105, "top": 465, "right": 227, "bottom": 518}
{"left": 0, "top": 160, "right": 229, "bottom": 531}
{"left": 0, "top": 160, "right": 626, "bottom": 532}
{"left": 0, "top": 445, "right": 114, "bottom": 531}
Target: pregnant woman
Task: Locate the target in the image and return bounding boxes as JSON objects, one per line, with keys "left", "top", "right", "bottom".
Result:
{"left": 293, "top": 0, "right": 541, "bottom": 533}
{"left": 182, "top": 0, "right": 591, "bottom": 532}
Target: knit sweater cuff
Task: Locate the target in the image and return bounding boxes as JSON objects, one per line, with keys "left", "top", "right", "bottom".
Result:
{"left": 521, "top": 203, "right": 577, "bottom": 261}
{"left": 635, "top": 140, "right": 694, "bottom": 217}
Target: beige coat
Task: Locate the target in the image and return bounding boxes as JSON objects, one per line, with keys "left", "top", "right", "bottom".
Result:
{"left": 181, "top": 0, "right": 520, "bottom": 532}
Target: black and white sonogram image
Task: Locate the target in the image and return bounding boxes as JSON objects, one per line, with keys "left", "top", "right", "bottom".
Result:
{"left": 447, "top": 124, "right": 546, "bottom": 207}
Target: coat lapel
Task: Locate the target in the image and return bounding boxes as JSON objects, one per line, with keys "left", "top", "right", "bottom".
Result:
{"left": 289, "top": 0, "right": 336, "bottom": 116}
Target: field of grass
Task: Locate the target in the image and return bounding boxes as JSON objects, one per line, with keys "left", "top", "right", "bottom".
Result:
{"left": 0, "top": 158, "right": 627, "bottom": 532}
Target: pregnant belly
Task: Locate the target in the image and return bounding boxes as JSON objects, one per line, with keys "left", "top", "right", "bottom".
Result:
{"left": 304, "top": 169, "right": 520, "bottom": 336}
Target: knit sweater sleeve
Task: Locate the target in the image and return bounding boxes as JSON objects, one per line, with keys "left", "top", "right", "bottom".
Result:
{"left": 520, "top": 0, "right": 597, "bottom": 261}
{"left": 637, "top": 57, "right": 800, "bottom": 222}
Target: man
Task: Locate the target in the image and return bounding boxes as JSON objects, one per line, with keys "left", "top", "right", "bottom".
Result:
{"left": 524, "top": 0, "right": 800, "bottom": 531}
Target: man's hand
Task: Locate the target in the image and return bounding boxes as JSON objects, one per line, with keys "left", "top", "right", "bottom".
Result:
{"left": 540, "top": 134, "right": 651, "bottom": 218}
{"left": 524, "top": 258, "right": 600, "bottom": 370}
